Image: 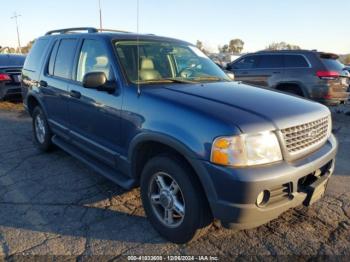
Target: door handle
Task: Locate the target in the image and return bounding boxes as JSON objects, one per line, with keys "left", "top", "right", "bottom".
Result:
{"left": 39, "top": 80, "right": 48, "bottom": 87}
{"left": 70, "top": 90, "right": 81, "bottom": 99}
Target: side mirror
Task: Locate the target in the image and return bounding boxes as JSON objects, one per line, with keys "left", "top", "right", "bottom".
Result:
{"left": 83, "top": 72, "right": 116, "bottom": 93}
{"left": 225, "top": 71, "right": 235, "bottom": 81}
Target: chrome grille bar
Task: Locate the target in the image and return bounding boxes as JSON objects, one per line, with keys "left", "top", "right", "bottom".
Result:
{"left": 280, "top": 116, "right": 330, "bottom": 159}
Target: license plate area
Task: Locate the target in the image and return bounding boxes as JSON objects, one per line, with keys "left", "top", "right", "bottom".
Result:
{"left": 13, "top": 75, "right": 21, "bottom": 83}
{"left": 298, "top": 161, "right": 333, "bottom": 206}
{"left": 303, "top": 178, "right": 328, "bottom": 206}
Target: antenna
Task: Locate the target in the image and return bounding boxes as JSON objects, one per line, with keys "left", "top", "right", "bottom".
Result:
{"left": 137, "top": 0, "right": 141, "bottom": 96}
{"left": 11, "top": 12, "right": 22, "bottom": 54}
{"left": 98, "top": 0, "right": 103, "bottom": 32}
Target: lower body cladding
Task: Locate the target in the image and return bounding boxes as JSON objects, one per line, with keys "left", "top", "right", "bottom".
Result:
{"left": 0, "top": 84, "right": 22, "bottom": 100}
{"left": 198, "top": 134, "right": 338, "bottom": 230}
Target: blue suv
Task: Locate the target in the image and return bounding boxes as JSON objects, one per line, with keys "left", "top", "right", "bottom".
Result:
{"left": 22, "top": 28, "right": 338, "bottom": 243}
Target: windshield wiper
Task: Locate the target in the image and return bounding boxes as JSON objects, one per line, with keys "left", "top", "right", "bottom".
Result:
{"left": 163, "top": 78, "right": 195, "bottom": 83}
{"left": 136, "top": 78, "right": 195, "bottom": 84}
{"left": 192, "top": 76, "right": 231, "bottom": 82}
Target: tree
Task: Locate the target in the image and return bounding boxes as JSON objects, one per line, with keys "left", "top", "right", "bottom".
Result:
{"left": 228, "top": 39, "right": 244, "bottom": 54}
{"left": 196, "top": 40, "right": 209, "bottom": 54}
{"left": 265, "top": 42, "right": 301, "bottom": 51}
{"left": 20, "top": 40, "right": 35, "bottom": 54}
{"left": 340, "top": 54, "right": 350, "bottom": 65}
{"left": 218, "top": 44, "right": 229, "bottom": 54}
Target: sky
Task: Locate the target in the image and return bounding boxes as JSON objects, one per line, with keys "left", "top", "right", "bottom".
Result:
{"left": 1, "top": 0, "right": 350, "bottom": 54}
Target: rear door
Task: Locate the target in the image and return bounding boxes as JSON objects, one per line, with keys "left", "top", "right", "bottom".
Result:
{"left": 67, "top": 38, "right": 123, "bottom": 168}
{"left": 281, "top": 54, "right": 313, "bottom": 95}
{"left": 40, "top": 38, "right": 79, "bottom": 138}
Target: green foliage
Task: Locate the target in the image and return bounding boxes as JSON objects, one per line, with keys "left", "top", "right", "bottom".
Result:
{"left": 229, "top": 39, "right": 244, "bottom": 53}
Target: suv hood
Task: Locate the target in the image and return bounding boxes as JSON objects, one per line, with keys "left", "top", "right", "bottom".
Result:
{"left": 155, "top": 82, "right": 330, "bottom": 133}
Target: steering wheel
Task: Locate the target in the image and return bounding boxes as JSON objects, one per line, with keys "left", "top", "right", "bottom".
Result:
{"left": 179, "top": 68, "right": 196, "bottom": 78}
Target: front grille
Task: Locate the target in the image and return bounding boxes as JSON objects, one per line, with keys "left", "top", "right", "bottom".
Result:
{"left": 281, "top": 116, "right": 330, "bottom": 157}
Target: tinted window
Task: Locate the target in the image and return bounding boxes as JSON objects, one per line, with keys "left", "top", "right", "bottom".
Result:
{"left": 53, "top": 39, "right": 78, "bottom": 79}
{"left": 284, "top": 55, "right": 309, "bottom": 68}
{"left": 76, "top": 40, "right": 113, "bottom": 82}
{"left": 257, "top": 55, "right": 284, "bottom": 68}
{"left": 321, "top": 58, "right": 344, "bottom": 72}
{"left": 23, "top": 39, "right": 49, "bottom": 71}
{"left": 0, "top": 55, "right": 25, "bottom": 66}
{"left": 48, "top": 41, "right": 59, "bottom": 76}
{"left": 231, "top": 56, "right": 259, "bottom": 69}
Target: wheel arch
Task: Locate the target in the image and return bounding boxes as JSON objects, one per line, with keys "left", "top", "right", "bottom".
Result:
{"left": 26, "top": 94, "right": 47, "bottom": 117}
{"left": 129, "top": 133, "right": 218, "bottom": 207}
{"left": 275, "top": 82, "right": 309, "bottom": 98}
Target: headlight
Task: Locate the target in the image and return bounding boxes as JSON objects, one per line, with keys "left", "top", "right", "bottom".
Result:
{"left": 211, "top": 131, "right": 283, "bottom": 167}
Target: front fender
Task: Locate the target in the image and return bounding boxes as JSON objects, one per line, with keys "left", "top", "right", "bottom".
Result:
{"left": 128, "top": 131, "right": 219, "bottom": 203}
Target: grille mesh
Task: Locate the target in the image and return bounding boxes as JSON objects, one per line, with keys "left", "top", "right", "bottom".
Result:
{"left": 281, "top": 116, "right": 329, "bottom": 154}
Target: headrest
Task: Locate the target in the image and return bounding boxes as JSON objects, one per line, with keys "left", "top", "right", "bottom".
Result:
{"left": 141, "top": 58, "right": 155, "bottom": 70}
{"left": 95, "top": 56, "right": 109, "bottom": 67}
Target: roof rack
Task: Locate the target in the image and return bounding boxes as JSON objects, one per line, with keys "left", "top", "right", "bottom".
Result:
{"left": 99, "top": 29, "right": 132, "bottom": 33}
{"left": 45, "top": 27, "right": 98, "bottom": 35}
{"left": 45, "top": 27, "right": 133, "bottom": 36}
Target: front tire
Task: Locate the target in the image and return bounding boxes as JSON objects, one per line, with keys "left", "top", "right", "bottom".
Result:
{"left": 141, "top": 155, "right": 212, "bottom": 244}
{"left": 32, "top": 106, "right": 53, "bottom": 152}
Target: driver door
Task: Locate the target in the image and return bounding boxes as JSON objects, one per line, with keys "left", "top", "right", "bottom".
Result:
{"left": 68, "top": 38, "right": 123, "bottom": 168}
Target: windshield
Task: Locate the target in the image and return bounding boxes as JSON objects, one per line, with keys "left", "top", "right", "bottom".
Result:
{"left": 114, "top": 40, "right": 230, "bottom": 84}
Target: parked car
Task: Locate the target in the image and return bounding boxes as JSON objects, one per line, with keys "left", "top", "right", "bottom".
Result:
{"left": 0, "top": 54, "right": 26, "bottom": 100}
{"left": 22, "top": 28, "right": 337, "bottom": 243}
{"left": 226, "top": 50, "right": 350, "bottom": 106}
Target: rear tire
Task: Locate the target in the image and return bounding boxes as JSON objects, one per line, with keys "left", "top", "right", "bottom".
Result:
{"left": 32, "top": 106, "right": 53, "bottom": 152}
{"left": 140, "top": 155, "right": 212, "bottom": 244}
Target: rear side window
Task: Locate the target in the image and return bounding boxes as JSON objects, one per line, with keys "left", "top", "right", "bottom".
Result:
{"left": 231, "top": 55, "right": 260, "bottom": 69}
{"left": 23, "top": 39, "right": 49, "bottom": 71}
{"left": 284, "top": 55, "right": 309, "bottom": 68}
{"left": 51, "top": 39, "right": 78, "bottom": 79}
{"left": 257, "top": 55, "right": 284, "bottom": 69}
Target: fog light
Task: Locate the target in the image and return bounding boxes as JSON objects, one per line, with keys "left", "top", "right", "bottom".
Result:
{"left": 256, "top": 190, "right": 270, "bottom": 207}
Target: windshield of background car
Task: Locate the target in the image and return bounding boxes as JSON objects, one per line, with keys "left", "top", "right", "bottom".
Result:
{"left": 114, "top": 40, "right": 230, "bottom": 84}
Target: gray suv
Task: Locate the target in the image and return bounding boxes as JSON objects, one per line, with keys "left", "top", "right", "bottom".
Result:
{"left": 226, "top": 50, "right": 350, "bottom": 105}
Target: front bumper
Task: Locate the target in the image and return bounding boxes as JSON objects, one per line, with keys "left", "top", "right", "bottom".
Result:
{"left": 198, "top": 134, "right": 338, "bottom": 230}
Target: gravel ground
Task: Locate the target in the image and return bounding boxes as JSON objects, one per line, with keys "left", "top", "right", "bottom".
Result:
{"left": 0, "top": 102, "right": 349, "bottom": 260}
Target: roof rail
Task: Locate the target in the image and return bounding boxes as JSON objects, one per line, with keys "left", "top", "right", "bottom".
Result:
{"left": 99, "top": 29, "right": 132, "bottom": 33}
{"left": 45, "top": 27, "right": 99, "bottom": 35}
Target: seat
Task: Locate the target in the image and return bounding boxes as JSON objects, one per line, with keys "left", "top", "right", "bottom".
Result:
{"left": 93, "top": 56, "right": 111, "bottom": 79}
{"left": 139, "top": 58, "right": 162, "bottom": 81}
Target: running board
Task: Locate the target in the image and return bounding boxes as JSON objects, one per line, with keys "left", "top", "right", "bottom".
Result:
{"left": 52, "top": 135, "right": 136, "bottom": 190}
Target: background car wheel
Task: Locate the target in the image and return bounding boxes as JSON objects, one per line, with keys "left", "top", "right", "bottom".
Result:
{"left": 32, "top": 106, "right": 53, "bottom": 152}
{"left": 141, "top": 155, "right": 212, "bottom": 244}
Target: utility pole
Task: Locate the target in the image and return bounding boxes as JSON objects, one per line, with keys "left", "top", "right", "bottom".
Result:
{"left": 11, "top": 12, "right": 22, "bottom": 54}
{"left": 98, "top": 0, "right": 103, "bottom": 31}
